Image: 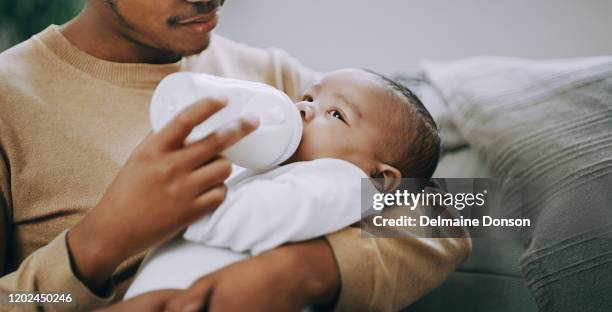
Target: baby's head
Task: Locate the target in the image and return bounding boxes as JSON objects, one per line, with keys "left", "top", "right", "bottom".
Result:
{"left": 287, "top": 68, "right": 440, "bottom": 190}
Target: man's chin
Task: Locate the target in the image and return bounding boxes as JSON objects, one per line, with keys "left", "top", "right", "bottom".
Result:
{"left": 166, "top": 38, "right": 210, "bottom": 57}
{"left": 173, "top": 35, "right": 213, "bottom": 57}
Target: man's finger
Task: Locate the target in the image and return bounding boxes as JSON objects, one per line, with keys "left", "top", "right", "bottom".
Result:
{"left": 184, "top": 157, "right": 232, "bottom": 195}
{"left": 165, "top": 278, "right": 214, "bottom": 312}
{"left": 191, "top": 185, "right": 228, "bottom": 217}
{"left": 97, "top": 290, "right": 180, "bottom": 312}
{"left": 179, "top": 115, "right": 259, "bottom": 168}
{"left": 156, "top": 98, "right": 227, "bottom": 150}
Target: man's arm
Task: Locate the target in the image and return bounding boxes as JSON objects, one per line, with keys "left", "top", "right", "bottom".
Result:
{"left": 0, "top": 136, "right": 11, "bottom": 290}
{"left": 163, "top": 231, "right": 469, "bottom": 312}
{"left": 162, "top": 238, "right": 339, "bottom": 312}
{"left": 0, "top": 112, "right": 118, "bottom": 311}
{"left": 1, "top": 119, "right": 112, "bottom": 310}
{"left": 327, "top": 229, "right": 470, "bottom": 311}
{"left": 0, "top": 100, "right": 257, "bottom": 311}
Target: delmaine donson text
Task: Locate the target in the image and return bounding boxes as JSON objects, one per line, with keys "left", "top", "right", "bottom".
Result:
{"left": 370, "top": 190, "right": 531, "bottom": 228}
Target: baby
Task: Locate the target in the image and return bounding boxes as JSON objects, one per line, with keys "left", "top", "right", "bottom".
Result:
{"left": 125, "top": 68, "right": 441, "bottom": 298}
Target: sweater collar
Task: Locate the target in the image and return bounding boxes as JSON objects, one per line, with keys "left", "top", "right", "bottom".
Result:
{"left": 34, "top": 25, "right": 184, "bottom": 87}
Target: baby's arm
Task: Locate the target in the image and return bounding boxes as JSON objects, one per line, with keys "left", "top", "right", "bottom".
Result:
{"left": 183, "top": 158, "right": 365, "bottom": 255}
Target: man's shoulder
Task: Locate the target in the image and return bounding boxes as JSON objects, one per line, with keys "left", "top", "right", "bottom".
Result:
{"left": 185, "top": 35, "right": 291, "bottom": 79}
{"left": 208, "top": 35, "right": 269, "bottom": 55}
{"left": 0, "top": 37, "right": 43, "bottom": 86}
{"left": 186, "top": 35, "right": 273, "bottom": 65}
{"left": 185, "top": 34, "right": 317, "bottom": 100}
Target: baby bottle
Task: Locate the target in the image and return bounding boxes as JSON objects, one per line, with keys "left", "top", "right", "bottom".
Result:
{"left": 150, "top": 72, "right": 303, "bottom": 171}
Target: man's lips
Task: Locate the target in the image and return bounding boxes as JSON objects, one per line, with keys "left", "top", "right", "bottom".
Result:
{"left": 177, "top": 10, "right": 219, "bottom": 33}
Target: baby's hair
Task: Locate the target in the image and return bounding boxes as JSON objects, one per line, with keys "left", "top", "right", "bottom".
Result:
{"left": 365, "top": 70, "right": 441, "bottom": 181}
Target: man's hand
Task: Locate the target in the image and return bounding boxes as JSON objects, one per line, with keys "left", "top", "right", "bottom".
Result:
{"left": 165, "top": 239, "right": 340, "bottom": 312}
{"left": 67, "top": 98, "right": 259, "bottom": 292}
{"left": 97, "top": 290, "right": 180, "bottom": 312}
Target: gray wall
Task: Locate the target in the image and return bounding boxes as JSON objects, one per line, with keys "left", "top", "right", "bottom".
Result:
{"left": 216, "top": 0, "right": 612, "bottom": 75}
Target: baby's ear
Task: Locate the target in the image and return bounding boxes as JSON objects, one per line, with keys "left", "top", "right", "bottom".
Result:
{"left": 375, "top": 163, "right": 402, "bottom": 192}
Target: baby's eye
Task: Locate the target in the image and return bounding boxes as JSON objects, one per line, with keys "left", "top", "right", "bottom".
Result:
{"left": 329, "top": 110, "right": 345, "bottom": 122}
{"left": 302, "top": 94, "right": 314, "bottom": 102}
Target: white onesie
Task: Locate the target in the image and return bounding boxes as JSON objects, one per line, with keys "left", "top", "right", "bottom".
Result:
{"left": 125, "top": 158, "right": 367, "bottom": 298}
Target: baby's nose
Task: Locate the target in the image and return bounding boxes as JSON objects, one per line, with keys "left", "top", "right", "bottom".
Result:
{"left": 296, "top": 102, "right": 315, "bottom": 122}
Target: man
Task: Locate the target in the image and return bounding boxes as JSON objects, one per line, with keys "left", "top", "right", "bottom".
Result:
{"left": 0, "top": 0, "right": 469, "bottom": 311}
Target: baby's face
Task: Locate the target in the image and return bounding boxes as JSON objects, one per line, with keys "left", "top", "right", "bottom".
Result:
{"left": 286, "top": 69, "right": 390, "bottom": 174}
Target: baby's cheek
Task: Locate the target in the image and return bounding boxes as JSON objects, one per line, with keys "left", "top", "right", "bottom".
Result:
{"left": 293, "top": 140, "right": 316, "bottom": 161}
{"left": 311, "top": 137, "right": 347, "bottom": 160}
{"left": 285, "top": 137, "right": 313, "bottom": 163}
{"left": 295, "top": 132, "right": 331, "bottom": 161}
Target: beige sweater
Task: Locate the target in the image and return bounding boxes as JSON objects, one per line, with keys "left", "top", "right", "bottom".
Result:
{"left": 0, "top": 25, "right": 469, "bottom": 311}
